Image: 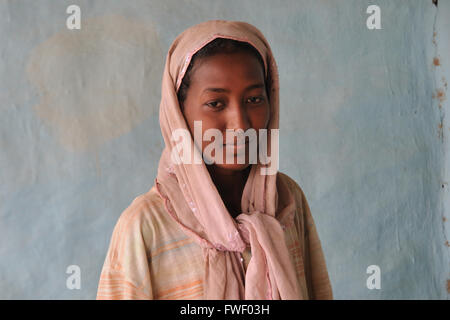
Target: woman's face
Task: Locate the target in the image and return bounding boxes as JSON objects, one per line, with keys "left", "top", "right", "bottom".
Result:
{"left": 181, "top": 51, "right": 270, "bottom": 172}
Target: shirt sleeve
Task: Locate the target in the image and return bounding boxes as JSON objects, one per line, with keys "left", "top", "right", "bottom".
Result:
{"left": 96, "top": 197, "right": 154, "bottom": 300}
{"left": 296, "top": 183, "right": 333, "bottom": 300}
{"left": 279, "top": 172, "right": 333, "bottom": 300}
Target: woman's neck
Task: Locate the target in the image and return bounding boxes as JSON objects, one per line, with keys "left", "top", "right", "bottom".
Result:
{"left": 207, "top": 165, "right": 251, "bottom": 218}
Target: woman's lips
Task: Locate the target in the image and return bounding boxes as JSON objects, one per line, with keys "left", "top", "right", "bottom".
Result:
{"left": 223, "top": 139, "right": 251, "bottom": 152}
{"left": 223, "top": 142, "right": 246, "bottom": 149}
{"left": 221, "top": 135, "right": 256, "bottom": 154}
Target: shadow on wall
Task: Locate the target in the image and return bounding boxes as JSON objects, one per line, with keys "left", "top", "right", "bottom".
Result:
{"left": 26, "top": 14, "right": 164, "bottom": 152}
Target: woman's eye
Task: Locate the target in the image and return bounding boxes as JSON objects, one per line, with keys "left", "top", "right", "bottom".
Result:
{"left": 247, "top": 96, "right": 264, "bottom": 104}
{"left": 206, "top": 101, "right": 223, "bottom": 109}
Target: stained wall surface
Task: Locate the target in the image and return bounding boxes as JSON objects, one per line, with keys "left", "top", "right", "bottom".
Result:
{"left": 0, "top": 0, "right": 448, "bottom": 299}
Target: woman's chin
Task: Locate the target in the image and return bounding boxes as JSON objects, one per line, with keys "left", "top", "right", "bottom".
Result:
{"left": 210, "top": 162, "right": 251, "bottom": 172}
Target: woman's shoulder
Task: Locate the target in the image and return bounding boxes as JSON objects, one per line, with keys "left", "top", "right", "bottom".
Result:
{"left": 116, "top": 186, "right": 166, "bottom": 227}
{"left": 109, "top": 186, "right": 178, "bottom": 250}
{"left": 276, "top": 171, "right": 316, "bottom": 229}
{"left": 277, "top": 171, "right": 308, "bottom": 206}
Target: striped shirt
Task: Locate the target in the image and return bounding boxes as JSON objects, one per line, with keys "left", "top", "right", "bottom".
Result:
{"left": 96, "top": 172, "right": 333, "bottom": 299}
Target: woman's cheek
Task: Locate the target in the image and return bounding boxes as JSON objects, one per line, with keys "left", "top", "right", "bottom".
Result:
{"left": 252, "top": 104, "right": 270, "bottom": 129}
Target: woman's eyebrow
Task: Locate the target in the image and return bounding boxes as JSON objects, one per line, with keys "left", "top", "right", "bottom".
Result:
{"left": 202, "top": 83, "right": 265, "bottom": 94}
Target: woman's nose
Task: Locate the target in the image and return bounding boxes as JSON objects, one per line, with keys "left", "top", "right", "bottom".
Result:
{"left": 226, "top": 101, "right": 250, "bottom": 132}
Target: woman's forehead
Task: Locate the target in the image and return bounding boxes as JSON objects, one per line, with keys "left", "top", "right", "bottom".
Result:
{"left": 192, "top": 52, "right": 265, "bottom": 81}
{"left": 174, "top": 34, "right": 268, "bottom": 91}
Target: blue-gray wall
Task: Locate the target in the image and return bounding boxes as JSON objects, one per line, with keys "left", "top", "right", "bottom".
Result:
{"left": 0, "top": 0, "right": 448, "bottom": 299}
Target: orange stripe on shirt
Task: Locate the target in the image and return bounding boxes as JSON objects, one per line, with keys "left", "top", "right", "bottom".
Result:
{"left": 156, "top": 279, "right": 203, "bottom": 298}
{"left": 97, "top": 285, "right": 150, "bottom": 300}
{"left": 150, "top": 237, "right": 194, "bottom": 258}
{"left": 98, "top": 279, "right": 151, "bottom": 299}
{"left": 97, "top": 292, "right": 146, "bottom": 300}
{"left": 164, "top": 285, "right": 203, "bottom": 300}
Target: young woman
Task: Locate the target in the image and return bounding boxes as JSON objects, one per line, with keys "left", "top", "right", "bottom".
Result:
{"left": 97, "top": 20, "right": 332, "bottom": 300}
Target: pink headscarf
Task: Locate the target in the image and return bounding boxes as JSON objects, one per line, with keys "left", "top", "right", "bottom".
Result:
{"left": 154, "top": 20, "right": 302, "bottom": 299}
